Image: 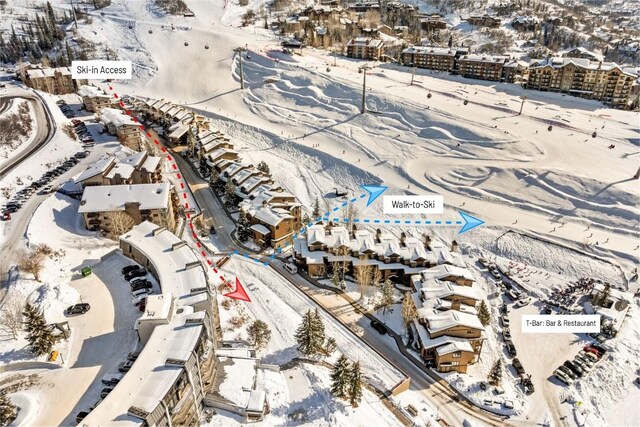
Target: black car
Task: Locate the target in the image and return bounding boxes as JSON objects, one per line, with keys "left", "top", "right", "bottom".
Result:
{"left": 118, "top": 360, "right": 134, "bottom": 372}
{"left": 563, "top": 361, "right": 583, "bottom": 377}
{"left": 121, "top": 264, "right": 140, "bottom": 275}
{"left": 66, "top": 303, "right": 91, "bottom": 315}
{"left": 100, "top": 387, "right": 114, "bottom": 398}
{"left": 590, "top": 343, "right": 607, "bottom": 355}
{"left": 505, "top": 340, "right": 517, "bottom": 356}
{"left": 125, "top": 268, "right": 147, "bottom": 281}
{"left": 512, "top": 358, "right": 525, "bottom": 375}
{"left": 131, "top": 281, "right": 153, "bottom": 292}
{"left": 370, "top": 319, "right": 387, "bottom": 335}
{"left": 558, "top": 365, "right": 577, "bottom": 380}
{"left": 522, "top": 377, "right": 535, "bottom": 394}
{"left": 76, "top": 411, "right": 89, "bottom": 423}
{"left": 543, "top": 306, "right": 553, "bottom": 315}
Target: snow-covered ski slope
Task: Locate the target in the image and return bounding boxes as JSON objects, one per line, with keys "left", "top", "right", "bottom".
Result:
{"left": 47, "top": 0, "right": 638, "bottom": 269}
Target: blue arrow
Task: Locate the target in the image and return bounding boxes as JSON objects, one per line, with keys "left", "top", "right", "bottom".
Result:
{"left": 458, "top": 211, "right": 484, "bottom": 234}
{"left": 361, "top": 185, "right": 388, "bottom": 207}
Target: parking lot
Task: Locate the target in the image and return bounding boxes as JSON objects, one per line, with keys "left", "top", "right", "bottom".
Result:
{"left": 25, "top": 253, "right": 145, "bottom": 426}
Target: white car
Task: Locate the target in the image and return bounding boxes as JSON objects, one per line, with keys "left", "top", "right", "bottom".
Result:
{"left": 284, "top": 263, "right": 298, "bottom": 274}
{"left": 132, "top": 288, "right": 151, "bottom": 298}
{"left": 554, "top": 369, "right": 573, "bottom": 385}
{"left": 515, "top": 297, "right": 531, "bottom": 308}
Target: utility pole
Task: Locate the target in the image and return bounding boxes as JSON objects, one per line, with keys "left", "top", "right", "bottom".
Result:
{"left": 359, "top": 64, "right": 372, "bottom": 114}
{"left": 333, "top": 48, "right": 337, "bottom": 67}
{"left": 519, "top": 95, "right": 527, "bottom": 115}
{"left": 70, "top": 0, "right": 78, "bottom": 29}
{"left": 233, "top": 47, "right": 247, "bottom": 90}
{"left": 410, "top": 64, "right": 416, "bottom": 85}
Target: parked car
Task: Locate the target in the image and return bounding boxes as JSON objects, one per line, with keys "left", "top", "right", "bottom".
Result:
{"left": 554, "top": 369, "right": 573, "bottom": 385}
{"left": 125, "top": 267, "right": 147, "bottom": 281}
{"left": 100, "top": 387, "right": 114, "bottom": 398}
{"left": 478, "top": 257, "right": 489, "bottom": 268}
{"left": 370, "top": 319, "right": 387, "bottom": 335}
{"left": 563, "top": 360, "right": 583, "bottom": 377}
{"left": 505, "top": 339, "right": 517, "bottom": 356}
{"left": 489, "top": 268, "right": 501, "bottom": 280}
{"left": 132, "top": 288, "right": 152, "bottom": 298}
{"left": 575, "top": 354, "right": 594, "bottom": 367}
{"left": 557, "top": 365, "right": 577, "bottom": 380}
{"left": 501, "top": 315, "right": 510, "bottom": 326}
{"left": 65, "top": 303, "right": 91, "bottom": 315}
{"left": 515, "top": 297, "right": 531, "bottom": 308}
{"left": 121, "top": 264, "right": 140, "bottom": 275}
{"left": 118, "top": 360, "right": 134, "bottom": 372}
{"left": 502, "top": 328, "right": 511, "bottom": 340}
{"left": 284, "top": 263, "right": 298, "bottom": 274}
{"left": 131, "top": 281, "right": 153, "bottom": 292}
{"left": 579, "top": 350, "right": 599, "bottom": 362}
{"left": 127, "top": 351, "right": 141, "bottom": 361}
{"left": 507, "top": 290, "right": 520, "bottom": 301}
{"left": 512, "top": 358, "right": 525, "bottom": 375}
{"left": 522, "top": 377, "right": 535, "bottom": 394}
{"left": 573, "top": 358, "right": 591, "bottom": 372}
{"left": 542, "top": 306, "right": 553, "bottom": 315}
{"left": 132, "top": 295, "right": 147, "bottom": 307}
{"left": 76, "top": 411, "right": 89, "bottom": 423}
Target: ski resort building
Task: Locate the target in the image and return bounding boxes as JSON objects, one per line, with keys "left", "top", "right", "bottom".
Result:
{"left": 409, "top": 271, "right": 485, "bottom": 373}
{"left": 401, "top": 46, "right": 457, "bottom": 72}
{"left": 77, "top": 85, "right": 113, "bottom": 112}
{"left": 465, "top": 15, "right": 501, "bottom": 28}
{"left": 78, "top": 183, "right": 178, "bottom": 236}
{"left": 99, "top": 108, "right": 145, "bottom": 151}
{"left": 17, "top": 64, "right": 86, "bottom": 94}
{"left": 82, "top": 221, "right": 221, "bottom": 426}
{"left": 293, "top": 225, "right": 471, "bottom": 283}
{"left": 346, "top": 37, "right": 384, "bottom": 60}
{"left": 525, "top": 57, "right": 638, "bottom": 109}
{"left": 75, "top": 150, "right": 163, "bottom": 188}
{"left": 456, "top": 54, "right": 509, "bottom": 81}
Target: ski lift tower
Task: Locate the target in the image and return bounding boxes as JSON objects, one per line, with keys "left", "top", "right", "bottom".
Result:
{"left": 358, "top": 64, "right": 373, "bottom": 114}
{"left": 233, "top": 47, "right": 248, "bottom": 90}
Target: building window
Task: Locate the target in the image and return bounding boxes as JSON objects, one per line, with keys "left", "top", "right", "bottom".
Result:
{"left": 452, "top": 352, "right": 461, "bottom": 358}
{"left": 451, "top": 361, "right": 460, "bottom": 366}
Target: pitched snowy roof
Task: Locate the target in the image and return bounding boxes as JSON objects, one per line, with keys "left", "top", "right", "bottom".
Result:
{"left": 402, "top": 45, "right": 456, "bottom": 55}
{"left": 100, "top": 108, "right": 138, "bottom": 128}
{"left": 75, "top": 156, "right": 116, "bottom": 183}
{"left": 435, "top": 341, "right": 474, "bottom": 355}
{"left": 419, "top": 281, "right": 480, "bottom": 302}
{"left": 421, "top": 264, "right": 475, "bottom": 282}
{"left": 253, "top": 206, "right": 292, "bottom": 226}
{"left": 425, "top": 310, "right": 484, "bottom": 333}
{"left": 78, "top": 85, "right": 111, "bottom": 99}
{"left": 78, "top": 183, "right": 170, "bottom": 213}
{"left": 104, "top": 151, "right": 147, "bottom": 180}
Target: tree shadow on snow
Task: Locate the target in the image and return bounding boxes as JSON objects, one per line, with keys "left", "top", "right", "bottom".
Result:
{"left": 262, "top": 345, "right": 297, "bottom": 366}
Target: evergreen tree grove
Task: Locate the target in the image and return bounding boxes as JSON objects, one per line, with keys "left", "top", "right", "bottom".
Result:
{"left": 237, "top": 210, "right": 252, "bottom": 243}
{"left": 295, "top": 309, "right": 325, "bottom": 356}
{"left": 22, "top": 303, "right": 55, "bottom": 357}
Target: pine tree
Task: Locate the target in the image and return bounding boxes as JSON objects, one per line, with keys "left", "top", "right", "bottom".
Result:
{"left": 348, "top": 360, "right": 363, "bottom": 406}
{"left": 330, "top": 355, "right": 351, "bottom": 399}
{"left": 22, "top": 303, "right": 55, "bottom": 357}
{"left": 488, "top": 359, "right": 502, "bottom": 386}
{"left": 237, "top": 210, "right": 252, "bottom": 242}
{"left": 295, "top": 309, "right": 325, "bottom": 356}
{"left": 209, "top": 169, "right": 220, "bottom": 189}
{"left": 323, "top": 336, "right": 337, "bottom": 355}
{"left": 331, "top": 264, "right": 341, "bottom": 287}
{"left": 256, "top": 160, "right": 270, "bottom": 175}
{"left": 477, "top": 300, "right": 490, "bottom": 327}
{"left": 46, "top": 2, "right": 56, "bottom": 27}
{"left": 302, "top": 213, "right": 311, "bottom": 225}
{"left": 0, "top": 392, "right": 17, "bottom": 426}
{"left": 247, "top": 320, "right": 271, "bottom": 350}
{"left": 401, "top": 292, "right": 417, "bottom": 327}
{"left": 312, "top": 197, "right": 321, "bottom": 219}
{"left": 224, "top": 180, "right": 236, "bottom": 209}
{"left": 380, "top": 279, "right": 394, "bottom": 314}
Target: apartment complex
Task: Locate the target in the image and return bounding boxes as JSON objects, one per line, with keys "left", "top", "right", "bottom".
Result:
{"left": 18, "top": 64, "right": 86, "bottom": 94}
{"left": 99, "top": 108, "right": 146, "bottom": 151}
{"left": 457, "top": 54, "right": 509, "bottom": 81}
{"left": 346, "top": 37, "right": 384, "bottom": 60}
{"left": 82, "top": 221, "right": 223, "bottom": 426}
{"left": 401, "top": 46, "right": 457, "bottom": 72}
{"left": 526, "top": 57, "right": 637, "bottom": 109}
{"left": 75, "top": 150, "right": 163, "bottom": 188}
{"left": 293, "top": 224, "right": 473, "bottom": 284}
{"left": 78, "top": 183, "right": 178, "bottom": 236}
{"left": 465, "top": 15, "right": 501, "bottom": 28}
{"left": 409, "top": 269, "right": 485, "bottom": 373}
{"left": 77, "top": 85, "right": 113, "bottom": 112}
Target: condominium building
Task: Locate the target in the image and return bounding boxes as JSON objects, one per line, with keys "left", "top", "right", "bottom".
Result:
{"left": 75, "top": 151, "right": 163, "bottom": 188}
{"left": 82, "top": 221, "right": 223, "bottom": 426}
{"left": 99, "top": 108, "right": 145, "bottom": 151}
{"left": 77, "top": 85, "right": 113, "bottom": 112}
{"left": 78, "top": 183, "right": 178, "bottom": 236}
{"left": 346, "top": 37, "right": 384, "bottom": 60}
{"left": 465, "top": 15, "right": 501, "bottom": 28}
{"left": 409, "top": 270, "right": 485, "bottom": 373}
{"left": 401, "top": 46, "right": 457, "bottom": 72}
{"left": 456, "top": 54, "right": 508, "bottom": 81}
{"left": 18, "top": 64, "right": 86, "bottom": 94}
{"left": 526, "top": 57, "right": 637, "bottom": 109}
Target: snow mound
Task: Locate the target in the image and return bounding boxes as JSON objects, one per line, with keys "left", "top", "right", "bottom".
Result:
{"left": 27, "top": 282, "right": 79, "bottom": 323}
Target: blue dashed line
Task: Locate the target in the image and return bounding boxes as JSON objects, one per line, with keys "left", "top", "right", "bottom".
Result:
{"left": 415, "top": 220, "right": 421, "bottom": 224}
{"left": 333, "top": 217, "right": 339, "bottom": 222}
{"left": 343, "top": 218, "right": 349, "bottom": 222}
{"left": 384, "top": 220, "right": 390, "bottom": 224}
{"left": 360, "top": 194, "right": 366, "bottom": 198}
{"left": 243, "top": 254, "right": 250, "bottom": 259}
{"left": 436, "top": 221, "right": 442, "bottom": 224}
{"left": 233, "top": 250, "right": 239, "bottom": 254}
{"left": 354, "top": 219, "right": 360, "bottom": 223}
{"left": 445, "top": 221, "right": 452, "bottom": 225}
{"left": 341, "top": 202, "right": 348, "bottom": 207}
{"left": 374, "top": 219, "right": 380, "bottom": 224}
{"left": 333, "top": 207, "right": 339, "bottom": 212}
{"left": 456, "top": 221, "right": 463, "bottom": 224}
{"left": 364, "top": 219, "right": 370, "bottom": 223}
{"left": 316, "top": 217, "right": 322, "bottom": 221}
{"left": 254, "top": 258, "right": 261, "bottom": 263}
{"left": 394, "top": 220, "right": 401, "bottom": 224}
{"left": 405, "top": 220, "right": 411, "bottom": 224}
{"left": 350, "top": 198, "right": 357, "bottom": 202}
{"left": 425, "top": 221, "right": 431, "bottom": 224}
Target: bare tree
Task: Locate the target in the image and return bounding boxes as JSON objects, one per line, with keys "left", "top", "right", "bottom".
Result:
{"left": 0, "top": 295, "right": 23, "bottom": 340}
{"left": 401, "top": 292, "right": 417, "bottom": 328}
{"left": 106, "top": 211, "right": 135, "bottom": 238}
{"left": 354, "top": 264, "right": 373, "bottom": 300}
{"left": 18, "top": 249, "right": 45, "bottom": 282}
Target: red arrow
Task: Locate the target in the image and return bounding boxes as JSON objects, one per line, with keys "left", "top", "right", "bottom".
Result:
{"left": 224, "top": 277, "right": 251, "bottom": 302}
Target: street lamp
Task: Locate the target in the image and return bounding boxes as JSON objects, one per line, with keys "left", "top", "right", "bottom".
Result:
{"left": 233, "top": 47, "right": 248, "bottom": 90}
{"left": 359, "top": 64, "right": 372, "bottom": 114}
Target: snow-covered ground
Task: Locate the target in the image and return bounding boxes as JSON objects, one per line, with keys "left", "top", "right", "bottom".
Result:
{"left": 0, "top": 98, "right": 37, "bottom": 168}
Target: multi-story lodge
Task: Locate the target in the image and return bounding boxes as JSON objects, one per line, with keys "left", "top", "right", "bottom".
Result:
{"left": 78, "top": 183, "right": 178, "bottom": 236}
{"left": 409, "top": 270, "right": 485, "bottom": 373}
{"left": 456, "top": 54, "right": 509, "bottom": 81}
{"left": 401, "top": 46, "right": 457, "bottom": 72}
{"left": 82, "top": 221, "right": 226, "bottom": 426}
{"left": 99, "top": 108, "right": 146, "bottom": 151}
{"left": 293, "top": 224, "right": 474, "bottom": 284}
{"left": 465, "top": 15, "right": 501, "bottom": 28}
{"left": 240, "top": 190, "right": 302, "bottom": 249}
{"left": 525, "top": 57, "right": 637, "bottom": 109}
{"left": 77, "top": 85, "right": 113, "bottom": 112}
{"left": 18, "top": 64, "right": 86, "bottom": 94}
{"left": 75, "top": 150, "right": 163, "bottom": 188}
{"left": 346, "top": 37, "right": 384, "bottom": 60}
